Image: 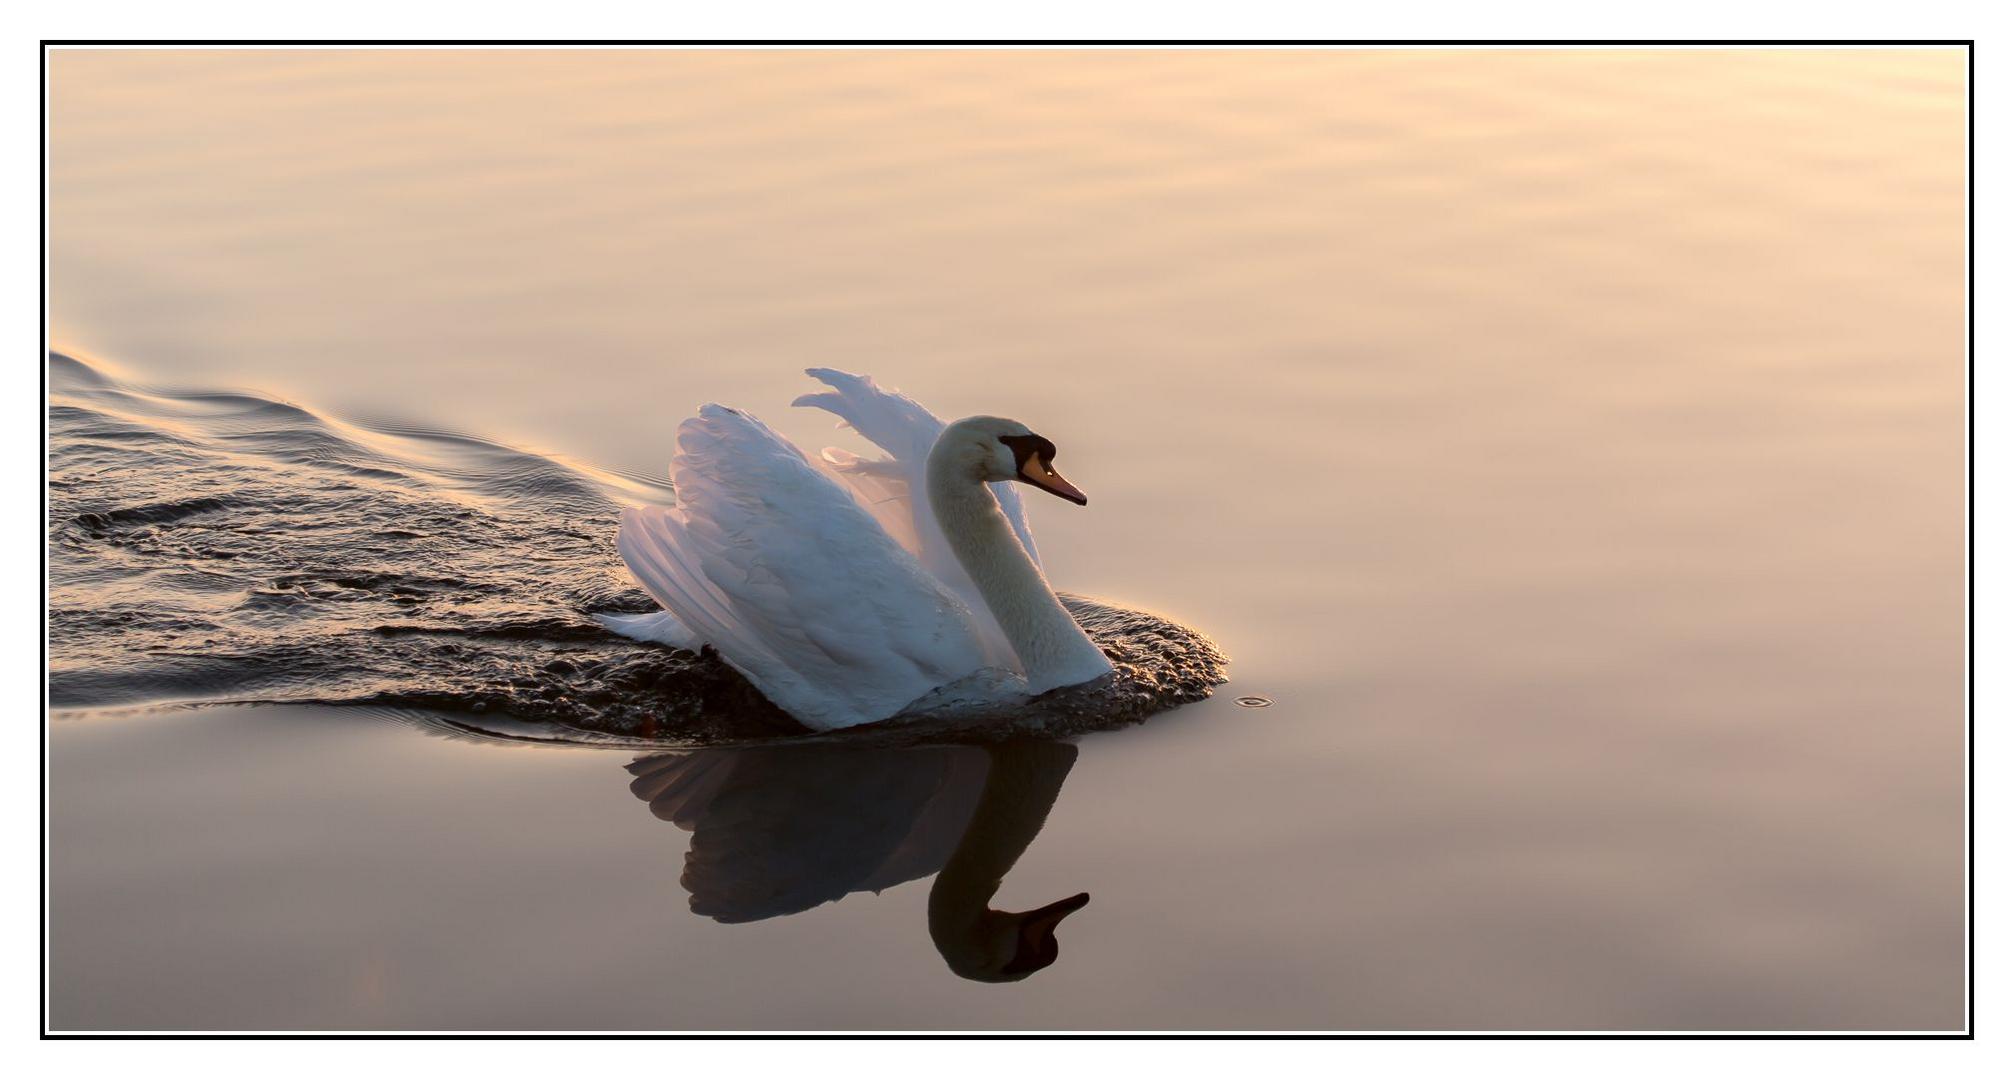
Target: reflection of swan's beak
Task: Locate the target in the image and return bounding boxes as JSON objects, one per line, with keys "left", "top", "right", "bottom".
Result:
{"left": 1018, "top": 458, "right": 1089, "bottom": 506}
{"left": 1027, "top": 890, "right": 1091, "bottom": 932}
{"left": 1001, "top": 891, "right": 1091, "bottom": 977}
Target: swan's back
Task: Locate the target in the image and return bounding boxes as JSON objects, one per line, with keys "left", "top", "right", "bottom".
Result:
{"left": 617, "top": 404, "right": 990, "bottom": 730}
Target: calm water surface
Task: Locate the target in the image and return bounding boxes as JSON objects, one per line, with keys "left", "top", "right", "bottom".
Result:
{"left": 46, "top": 48, "right": 1965, "bottom": 1030}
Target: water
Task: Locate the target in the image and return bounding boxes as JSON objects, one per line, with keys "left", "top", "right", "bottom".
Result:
{"left": 46, "top": 47, "right": 1965, "bottom": 1030}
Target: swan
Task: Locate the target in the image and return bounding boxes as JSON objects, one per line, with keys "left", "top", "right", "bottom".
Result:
{"left": 607, "top": 369, "right": 1116, "bottom": 730}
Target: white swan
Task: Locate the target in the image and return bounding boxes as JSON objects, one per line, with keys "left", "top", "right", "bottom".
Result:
{"left": 607, "top": 369, "right": 1115, "bottom": 730}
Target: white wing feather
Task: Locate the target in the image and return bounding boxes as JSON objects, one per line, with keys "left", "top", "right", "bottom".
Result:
{"left": 616, "top": 404, "right": 990, "bottom": 730}
{"left": 791, "top": 369, "right": 1039, "bottom": 668}
{"left": 792, "top": 368, "right": 1041, "bottom": 571}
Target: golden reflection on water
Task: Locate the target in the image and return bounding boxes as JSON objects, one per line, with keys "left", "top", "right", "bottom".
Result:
{"left": 47, "top": 48, "right": 1965, "bottom": 1030}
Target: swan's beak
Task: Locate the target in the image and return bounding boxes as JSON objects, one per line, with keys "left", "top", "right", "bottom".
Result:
{"left": 1018, "top": 457, "right": 1088, "bottom": 506}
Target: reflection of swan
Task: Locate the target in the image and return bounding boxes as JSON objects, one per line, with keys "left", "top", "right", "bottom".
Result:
{"left": 627, "top": 740, "right": 1088, "bottom": 981}
{"left": 607, "top": 369, "right": 1115, "bottom": 730}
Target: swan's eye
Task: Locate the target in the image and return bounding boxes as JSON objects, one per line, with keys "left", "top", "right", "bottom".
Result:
{"left": 998, "top": 432, "right": 1054, "bottom": 469}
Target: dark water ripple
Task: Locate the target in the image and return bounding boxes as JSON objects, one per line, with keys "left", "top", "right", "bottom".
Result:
{"left": 47, "top": 353, "right": 1226, "bottom": 744}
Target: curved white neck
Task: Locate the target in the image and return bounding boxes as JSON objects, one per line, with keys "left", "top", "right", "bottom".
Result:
{"left": 926, "top": 451, "right": 1113, "bottom": 695}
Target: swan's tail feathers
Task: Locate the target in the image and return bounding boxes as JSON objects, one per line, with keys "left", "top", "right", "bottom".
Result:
{"left": 791, "top": 368, "right": 946, "bottom": 466}
{"left": 595, "top": 609, "right": 697, "bottom": 650}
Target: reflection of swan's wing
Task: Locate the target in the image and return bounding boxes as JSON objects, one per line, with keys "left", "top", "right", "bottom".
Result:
{"left": 854, "top": 747, "right": 992, "bottom": 894}
{"left": 616, "top": 405, "right": 989, "bottom": 730}
{"left": 627, "top": 746, "right": 989, "bottom": 923}
{"left": 791, "top": 368, "right": 1041, "bottom": 571}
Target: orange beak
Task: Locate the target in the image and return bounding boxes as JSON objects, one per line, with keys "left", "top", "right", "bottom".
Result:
{"left": 1018, "top": 456, "right": 1088, "bottom": 506}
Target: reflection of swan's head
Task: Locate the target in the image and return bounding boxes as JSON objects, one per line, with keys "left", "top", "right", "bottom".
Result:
{"left": 943, "top": 891, "right": 1092, "bottom": 983}
{"left": 935, "top": 416, "right": 1089, "bottom": 506}
{"left": 926, "top": 740, "right": 1087, "bottom": 982}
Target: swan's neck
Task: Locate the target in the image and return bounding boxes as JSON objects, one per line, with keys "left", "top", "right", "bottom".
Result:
{"left": 926, "top": 453, "right": 1112, "bottom": 695}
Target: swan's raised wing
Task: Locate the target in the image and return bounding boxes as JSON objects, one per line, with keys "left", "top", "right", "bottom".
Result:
{"left": 792, "top": 368, "right": 1042, "bottom": 571}
{"left": 616, "top": 404, "right": 989, "bottom": 730}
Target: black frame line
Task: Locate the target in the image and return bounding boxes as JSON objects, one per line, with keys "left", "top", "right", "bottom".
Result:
{"left": 38, "top": 37, "right": 1975, "bottom": 1042}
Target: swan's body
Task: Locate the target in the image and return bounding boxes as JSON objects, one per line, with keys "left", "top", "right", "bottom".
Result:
{"left": 610, "top": 370, "right": 1113, "bottom": 730}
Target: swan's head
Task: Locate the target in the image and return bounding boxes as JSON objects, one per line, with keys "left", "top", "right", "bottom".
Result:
{"left": 937, "top": 416, "right": 1089, "bottom": 506}
{"left": 942, "top": 891, "right": 1092, "bottom": 983}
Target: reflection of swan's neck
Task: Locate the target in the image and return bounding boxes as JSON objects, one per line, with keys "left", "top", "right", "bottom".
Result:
{"left": 926, "top": 452, "right": 1112, "bottom": 695}
{"left": 928, "top": 743, "right": 1079, "bottom": 979}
